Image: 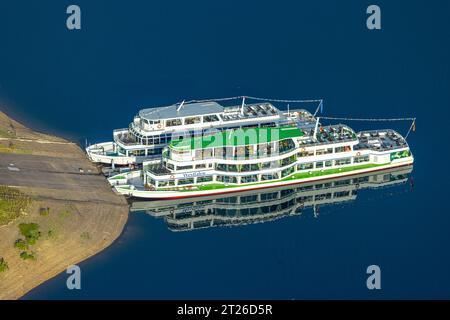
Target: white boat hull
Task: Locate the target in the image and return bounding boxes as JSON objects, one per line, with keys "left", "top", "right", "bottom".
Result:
{"left": 113, "top": 159, "right": 413, "bottom": 200}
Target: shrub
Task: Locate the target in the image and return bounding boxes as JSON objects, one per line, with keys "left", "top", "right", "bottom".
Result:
{"left": 39, "top": 207, "right": 50, "bottom": 216}
{"left": 18, "top": 223, "right": 41, "bottom": 245}
{"left": 20, "top": 251, "right": 36, "bottom": 261}
{"left": 14, "top": 238, "right": 28, "bottom": 250}
{"left": 0, "top": 258, "right": 8, "bottom": 272}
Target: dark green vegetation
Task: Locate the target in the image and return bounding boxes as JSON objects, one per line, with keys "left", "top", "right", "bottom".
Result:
{"left": 14, "top": 223, "right": 41, "bottom": 261}
{"left": 0, "top": 185, "right": 32, "bottom": 225}
{"left": 14, "top": 239, "right": 29, "bottom": 250}
{"left": 18, "top": 223, "right": 41, "bottom": 245}
{"left": 20, "top": 252, "right": 36, "bottom": 261}
{"left": 0, "top": 257, "right": 8, "bottom": 272}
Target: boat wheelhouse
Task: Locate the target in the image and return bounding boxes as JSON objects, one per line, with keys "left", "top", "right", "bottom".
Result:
{"left": 108, "top": 115, "right": 414, "bottom": 199}
{"left": 86, "top": 99, "right": 313, "bottom": 165}
{"left": 129, "top": 166, "right": 413, "bottom": 232}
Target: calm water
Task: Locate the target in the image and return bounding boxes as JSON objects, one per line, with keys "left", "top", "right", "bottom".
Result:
{"left": 0, "top": 0, "right": 449, "bottom": 299}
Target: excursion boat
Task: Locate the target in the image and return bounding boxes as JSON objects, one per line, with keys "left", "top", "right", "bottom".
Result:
{"left": 108, "top": 110, "right": 414, "bottom": 199}
{"left": 129, "top": 166, "right": 413, "bottom": 232}
{"left": 86, "top": 98, "right": 312, "bottom": 166}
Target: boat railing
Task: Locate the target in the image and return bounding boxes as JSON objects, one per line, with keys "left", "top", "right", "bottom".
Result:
{"left": 145, "top": 164, "right": 172, "bottom": 176}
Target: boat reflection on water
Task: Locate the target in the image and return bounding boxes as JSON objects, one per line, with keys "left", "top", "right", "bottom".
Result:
{"left": 130, "top": 166, "right": 413, "bottom": 232}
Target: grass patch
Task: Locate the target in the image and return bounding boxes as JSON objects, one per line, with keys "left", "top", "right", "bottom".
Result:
{"left": 19, "top": 223, "right": 41, "bottom": 245}
{"left": 59, "top": 209, "right": 71, "bottom": 219}
{"left": 20, "top": 251, "right": 36, "bottom": 261}
{"left": 80, "top": 231, "right": 91, "bottom": 240}
{"left": 0, "top": 258, "right": 8, "bottom": 272}
{"left": 0, "top": 128, "right": 15, "bottom": 139}
{"left": 0, "top": 186, "right": 32, "bottom": 225}
{"left": 14, "top": 238, "right": 29, "bottom": 250}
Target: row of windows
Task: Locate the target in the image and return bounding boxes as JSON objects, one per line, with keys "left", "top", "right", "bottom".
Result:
{"left": 165, "top": 162, "right": 213, "bottom": 171}
{"left": 165, "top": 114, "right": 221, "bottom": 127}
{"left": 298, "top": 145, "right": 352, "bottom": 157}
{"left": 151, "top": 155, "right": 370, "bottom": 187}
{"left": 129, "top": 122, "right": 277, "bottom": 146}
{"left": 210, "top": 155, "right": 369, "bottom": 173}
{"left": 126, "top": 147, "right": 163, "bottom": 157}
{"left": 167, "top": 155, "right": 370, "bottom": 173}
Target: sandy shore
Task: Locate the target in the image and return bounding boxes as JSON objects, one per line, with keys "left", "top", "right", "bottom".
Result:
{"left": 0, "top": 110, "right": 129, "bottom": 300}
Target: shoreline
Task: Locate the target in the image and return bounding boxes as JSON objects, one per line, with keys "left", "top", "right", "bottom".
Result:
{"left": 0, "top": 109, "right": 129, "bottom": 300}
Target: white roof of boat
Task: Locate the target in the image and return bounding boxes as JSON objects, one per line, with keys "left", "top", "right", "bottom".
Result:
{"left": 139, "top": 101, "right": 224, "bottom": 121}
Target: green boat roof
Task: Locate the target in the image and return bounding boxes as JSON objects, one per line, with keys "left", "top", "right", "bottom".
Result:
{"left": 170, "top": 125, "right": 304, "bottom": 150}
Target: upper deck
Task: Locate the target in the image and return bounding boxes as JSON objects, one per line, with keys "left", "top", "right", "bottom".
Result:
{"left": 354, "top": 130, "right": 409, "bottom": 152}
{"left": 131, "top": 101, "right": 316, "bottom": 136}
{"left": 297, "top": 124, "right": 358, "bottom": 147}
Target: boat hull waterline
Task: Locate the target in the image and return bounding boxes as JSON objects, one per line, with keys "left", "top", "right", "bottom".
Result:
{"left": 112, "top": 160, "right": 413, "bottom": 200}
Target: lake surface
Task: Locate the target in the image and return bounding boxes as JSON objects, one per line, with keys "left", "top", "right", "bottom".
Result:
{"left": 0, "top": 0, "right": 449, "bottom": 299}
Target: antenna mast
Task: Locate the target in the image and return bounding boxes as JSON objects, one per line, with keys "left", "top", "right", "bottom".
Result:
{"left": 176, "top": 100, "right": 185, "bottom": 112}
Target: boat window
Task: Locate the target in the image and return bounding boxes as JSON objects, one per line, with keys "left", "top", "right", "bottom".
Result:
{"left": 279, "top": 139, "right": 295, "bottom": 153}
{"left": 241, "top": 164, "right": 259, "bottom": 172}
{"left": 316, "top": 161, "right": 324, "bottom": 168}
{"left": 281, "top": 155, "right": 296, "bottom": 166}
{"left": 241, "top": 175, "right": 258, "bottom": 183}
{"left": 203, "top": 115, "right": 219, "bottom": 122}
{"left": 316, "top": 148, "right": 333, "bottom": 155}
{"left": 298, "top": 150, "right": 314, "bottom": 157}
{"left": 260, "top": 122, "right": 276, "bottom": 128}
{"left": 185, "top": 117, "right": 201, "bottom": 125}
{"left": 354, "top": 155, "right": 370, "bottom": 163}
{"left": 261, "top": 161, "right": 271, "bottom": 169}
{"left": 335, "top": 158, "right": 352, "bottom": 166}
{"left": 158, "top": 181, "right": 169, "bottom": 187}
{"left": 281, "top": 166, "right": 295, "bottom": 178}
{"left": 130, "top": 149, "right": 145, "bottom": 156}
{"left": 195, "top": 164, "right": 207, "bottom": 169}
{"left": 298, "top": 162, "right": 314, "bottom": 171}
{"left": 166, "top": 119, "right": 182, "bottom": 127}
{"left": 178, "top": 178, "right": 194, "bottom": 185}
{"left": 325, "top": 160, "right": 333, "bottom": 167}
{"left": 177, "top": 165, "right": 193, "bottom": 170}
{"left": 335, "top": 145, "right": 352, "bottom": 153}
{"left": 262, "top": 173, "right": 278, "bottom": 181}
{"left": 216, "top": 176, "right": 238, "bottom": 184}
{"left": 197, "top": 176, "right": 213, "bottom": 183}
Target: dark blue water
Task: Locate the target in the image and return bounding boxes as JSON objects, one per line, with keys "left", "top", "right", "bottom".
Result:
{"left": 1, "top": 0, "right": 449, "bottom": 298}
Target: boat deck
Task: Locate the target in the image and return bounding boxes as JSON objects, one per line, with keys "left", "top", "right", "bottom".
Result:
{"left": 299, "top": 124, "right": 357, "bottom": 147}
{"left": 354, "top": 130, "right": 408, "bottom": 152}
